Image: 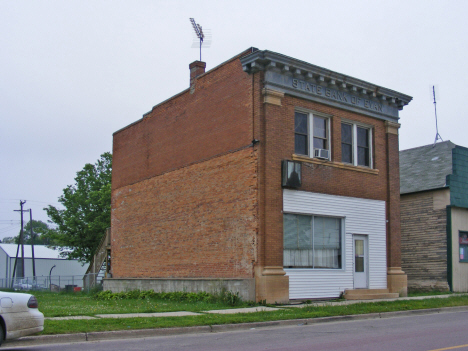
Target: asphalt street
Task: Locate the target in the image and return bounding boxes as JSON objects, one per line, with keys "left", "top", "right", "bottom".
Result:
{"left": 4, "top": 309, "right": 468, "bottom": 351}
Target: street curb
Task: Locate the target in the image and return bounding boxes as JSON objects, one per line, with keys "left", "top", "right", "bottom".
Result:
{"left": 6, "top": 306, "right": 468, "bottom": 347}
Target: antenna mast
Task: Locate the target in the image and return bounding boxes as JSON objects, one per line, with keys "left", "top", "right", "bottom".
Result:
{"left": 190, "top": 18, "right": 204, "bottom": 61}
{"left": 433, "top": 85, "right": 443, "bottom": 145}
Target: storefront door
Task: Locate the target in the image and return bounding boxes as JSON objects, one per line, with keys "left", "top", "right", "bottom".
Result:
{"left": 353, "top": 235, "right": 368, "bottom": 289}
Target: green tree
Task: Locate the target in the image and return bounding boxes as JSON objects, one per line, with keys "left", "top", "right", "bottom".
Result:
{"left": 3, "top": 220, "right": 54, "bottom": 245}
{"left": 44, "top": 152, "right": 112, "bottom": 262}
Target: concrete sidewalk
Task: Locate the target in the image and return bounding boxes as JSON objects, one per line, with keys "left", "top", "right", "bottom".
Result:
{"left": 43, "top": 293, "right": 466, "bottom": 321}
{"left": 8, "top": 294, "right": 467, "bottom": 347}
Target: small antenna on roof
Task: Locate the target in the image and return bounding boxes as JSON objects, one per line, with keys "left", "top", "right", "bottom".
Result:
{"left": 190, "top": 18, "right": 204, "bottom": 61}
{"left": 433, "top": 85, "right": 443, "bottom": 146}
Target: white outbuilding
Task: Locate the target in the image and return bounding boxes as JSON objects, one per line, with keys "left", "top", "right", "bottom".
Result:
{"left": 0, "top": 244, "right": 87, "bottom": 290}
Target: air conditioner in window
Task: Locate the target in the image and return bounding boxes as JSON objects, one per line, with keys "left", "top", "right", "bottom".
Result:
{"left": 314, "top": 148, "right": 329, "bottom": 160}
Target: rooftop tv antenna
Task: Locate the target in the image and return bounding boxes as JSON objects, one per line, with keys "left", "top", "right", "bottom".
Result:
{"left": 190, "top": 18, "right": 204, "bottom": 61}
{"left": 432, "top": 85, "right": 443, "bottom": 145}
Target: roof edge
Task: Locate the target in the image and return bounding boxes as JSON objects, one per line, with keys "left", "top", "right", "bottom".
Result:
{"left": 241, "top": 50, "right": 412, "bottom": 108}
{"left": 113, "top": 47, "right": 259, "bottom": 136}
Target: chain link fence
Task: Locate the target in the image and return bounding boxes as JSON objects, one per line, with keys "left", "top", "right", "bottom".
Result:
{"left": 0, "top": 273, "right": 102, "bottom": 293}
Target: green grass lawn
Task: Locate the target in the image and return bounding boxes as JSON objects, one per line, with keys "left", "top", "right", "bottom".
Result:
{"left": 33, "top": 291, "right": 253, "bottom": 317}
{"left": 26, "top": 291, "right": 468, "bottom": 335}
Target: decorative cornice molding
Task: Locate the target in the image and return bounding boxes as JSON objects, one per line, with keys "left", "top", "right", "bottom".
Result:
{"left": 262, "top": 88, "right": 284, "bottom": 106}
{"left": 241, "top": 50, "right": 412, "bottom": 122}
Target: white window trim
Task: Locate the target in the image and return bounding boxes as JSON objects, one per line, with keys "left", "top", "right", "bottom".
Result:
{"left": 295, "top": 109, "right": 332, "bottom": 160}
{"left": 341, "top": 119, "right": 373, "bottom": 168}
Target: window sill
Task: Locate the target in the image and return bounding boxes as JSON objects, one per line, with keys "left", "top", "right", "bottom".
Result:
{"left": 292, "top": 154, "right": 379, "bottom": 175}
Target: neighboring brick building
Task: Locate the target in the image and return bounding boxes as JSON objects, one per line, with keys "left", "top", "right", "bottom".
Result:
{"left": 106, "top": 48, "right": 412, "bottom": 303}
{"left": 400, "top": 141, "right": 468, "bottom": 292}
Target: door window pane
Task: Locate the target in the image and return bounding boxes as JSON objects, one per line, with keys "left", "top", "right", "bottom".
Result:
{"left": 355, "top": 257, "right": 364, "bottom": 272}
{"left": 354, "top": 240, "right": 364, "bottom": 272}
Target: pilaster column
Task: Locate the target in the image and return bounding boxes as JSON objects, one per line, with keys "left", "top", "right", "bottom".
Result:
{"left": 385, "top": 121, "right": 407, "bottom": 296}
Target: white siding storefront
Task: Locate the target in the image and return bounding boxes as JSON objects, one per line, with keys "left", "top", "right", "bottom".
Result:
{"left": 283, "top": 189, "right": 387, "bottom": 299}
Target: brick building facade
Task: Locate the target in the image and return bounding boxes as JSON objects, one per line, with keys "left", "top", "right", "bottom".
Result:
{"left": 106, "top": 48, "right": 412, "bottom": 302}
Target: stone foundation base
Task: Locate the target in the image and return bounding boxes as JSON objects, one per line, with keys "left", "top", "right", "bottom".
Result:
{"left": 407, "top": 279, "right": 450, "bottom": 292}
{"left": 387, "top": 267, "right": 408, "bottom": 297}
{"left": 103, "top": 278, "right": 255, "bottom": 302}
{"left": 255, "top": 266, "right": 289, "bottom": 304}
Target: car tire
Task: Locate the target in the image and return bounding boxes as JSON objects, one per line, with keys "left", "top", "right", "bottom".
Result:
{"left": 0, "top": 323, "right": 4, "bottom": 347}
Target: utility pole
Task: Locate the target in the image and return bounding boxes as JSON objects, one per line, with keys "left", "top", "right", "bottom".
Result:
{"left": 29, "top": 209, "right": 36, "bottom": 278}
{"left": 13, "top": 200, "right": 26, "bottom": 280}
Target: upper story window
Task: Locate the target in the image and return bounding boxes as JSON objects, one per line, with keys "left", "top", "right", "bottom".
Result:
{"left": 341, "top": 121, "right": 372, "bottom": 167}
{"left": 295, "top": 111, "right": 330, "bottom": 160}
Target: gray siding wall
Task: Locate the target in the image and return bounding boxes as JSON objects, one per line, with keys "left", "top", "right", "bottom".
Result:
{"left": 401, "top": 190, "right": 450, "bottom": 291}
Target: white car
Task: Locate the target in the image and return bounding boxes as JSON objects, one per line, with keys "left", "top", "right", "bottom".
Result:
{"left": 0, "top": 291, "right": 44, "bottom": 346}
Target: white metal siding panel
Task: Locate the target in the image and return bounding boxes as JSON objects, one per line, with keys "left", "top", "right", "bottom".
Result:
{"left": 283, "top": 189, "right": 387, "bottom": 299}
{"left": 0, "top": 249, "right": 7, "bottom": 280}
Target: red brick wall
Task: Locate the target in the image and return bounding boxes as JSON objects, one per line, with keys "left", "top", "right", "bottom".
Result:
{"left": 112, "top": 51, "right": 254, "bottom": 190}
{"left": 259, "top": 94, "right": 394, "bottom": 267}
{"left": 111, "top": 148, "right": 258, "bottom": 278}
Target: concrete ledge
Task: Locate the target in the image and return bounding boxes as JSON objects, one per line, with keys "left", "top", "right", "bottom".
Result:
{"left": 103, "top": 278, "right": 256, "bottom": 301}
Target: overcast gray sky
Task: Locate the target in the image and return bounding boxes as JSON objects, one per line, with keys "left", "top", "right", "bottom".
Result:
{"left": 1, "top": 0, "right": 466, "bottom": 240}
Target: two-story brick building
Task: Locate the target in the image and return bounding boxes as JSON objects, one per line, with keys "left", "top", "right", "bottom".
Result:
{"left": 106, "top": 48, "right": 412, "bottom": 303}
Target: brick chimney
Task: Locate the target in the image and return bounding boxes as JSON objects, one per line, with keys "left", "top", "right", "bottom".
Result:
{"left": 189, "top": 61, "right": 206, "bottom": 89}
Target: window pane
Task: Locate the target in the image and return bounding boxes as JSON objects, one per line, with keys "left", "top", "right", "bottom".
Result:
{"left": 341, "top": 123, "right": 352, "bottom": 144}
{"left": 283, "top": 214, "right": 312, "bottom": 250}
{"left": 314, "top": 217, "right": 340, "bottom": 250}
{"left": 295, "top": 134, "right": 308, "bottom": 155}
{"left": 313, "top": 117, "right": 327, "bottom": 138}
{"left": 355, "top": 257, "right": 364, "bottom": 272}
{"left": 358, "top": 146, "right": 370, "bottom": 166}
{"left": 342, "top": 143, "right": 352, "bottom": 163}
{"left": 355, "top": 240, "right": 364, "bottom": 256}
{"left": 284, "top": 214, "right": 341, "bottom": 269}
{"left": 283, "top": 214, "right": 297, "bottom": 250}
{"left": 313, "top": 138, "right": 326, "bottom": 150}
{"left": 357, "top": 127, "right": 369, "bottom": 147}
{"left": 295, "top": 112, "right": 308, "bottom": 134}
{"left": 297, "top": 215, "right": 312, "bottom": 249}
{"left": 283, "top": 214, "right": 312, "bottom": 267}
{"left": 313, "top": 216, "right": 341, "bottom": 269}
